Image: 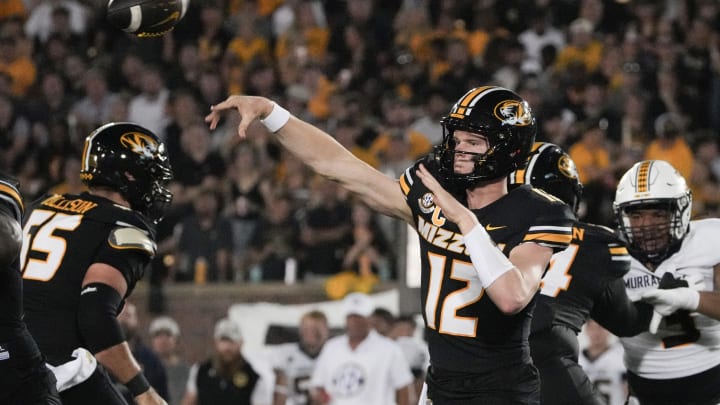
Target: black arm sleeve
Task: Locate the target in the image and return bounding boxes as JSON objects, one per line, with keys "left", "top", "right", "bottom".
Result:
{"left": 591, "top": 277, "right": 654, "bottom": 336}
{"left": 77, "top": 282, "right": 126, "bottom": 353}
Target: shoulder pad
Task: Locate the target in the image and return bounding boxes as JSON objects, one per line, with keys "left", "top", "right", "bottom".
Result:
{"left": 577, "top": 222, "right": 630, "bottom": 277}
{"left": 108, "top": 227, "right": 157, "bottom": 257}
{"left": 400, "top": 160, "right": 424, "bottom": 198}
{"left": 0, "top": 178, "right": 23, "bottom": 221}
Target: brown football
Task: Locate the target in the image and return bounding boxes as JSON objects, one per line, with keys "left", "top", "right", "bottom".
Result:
{"left": 107, "top": 0, "right": 189, "bottom": 38}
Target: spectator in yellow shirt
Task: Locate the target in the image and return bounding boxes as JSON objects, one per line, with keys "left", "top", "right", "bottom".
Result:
{"left": 569, "top": 118, "right": 616, "bottom": 225}
{"left": 644, "top": 112, "right": 694, "bottom": 180}
{"left": 555, "top": 18, "right": 604, "bottom": 74}
{"left": 0, "top": 34, "right": 36, "bottom": 97}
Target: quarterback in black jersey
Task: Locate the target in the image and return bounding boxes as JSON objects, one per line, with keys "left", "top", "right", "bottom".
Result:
{"left": 509, "top": 142, "right": 653, "bottom": 405}
{"left": 21, "top": 123, "right": 172, "bottom": 405}
{"left": 206, "top": 86, "right": 575, "bottom": 404}
{"left": 0, "top": 174, "right": 61, "bottom": 405}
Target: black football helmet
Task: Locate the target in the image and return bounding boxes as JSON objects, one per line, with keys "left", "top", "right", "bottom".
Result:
{"left": 508, "top": 142, "right": 583, "bottom": 213}
{"left": 80, "top": 122, "right": 173, "bottom": 223}
{"left": 433, "top": 86, "right": 537, "bottom": 190}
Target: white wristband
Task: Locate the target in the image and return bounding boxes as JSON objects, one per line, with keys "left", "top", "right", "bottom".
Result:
{"left": 260, "top": 102, "right": 290, "bottom": 132}
{"left": 463, "top": 225, "right": 514, "bottom": 287}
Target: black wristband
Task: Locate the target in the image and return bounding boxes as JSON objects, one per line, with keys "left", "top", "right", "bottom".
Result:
{"left": 126, "top": 372, "right": 151, "bottom": 397}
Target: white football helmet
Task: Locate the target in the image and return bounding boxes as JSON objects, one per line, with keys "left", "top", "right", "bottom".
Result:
{"left": 613, "top": 160, "right": 691, "bottom": 264}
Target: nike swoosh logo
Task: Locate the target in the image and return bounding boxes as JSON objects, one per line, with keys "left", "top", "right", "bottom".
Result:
{"left": 485, "top": 224, "right": 506, "bottom": 231}
{"left": 80, "top": 286, "right": 97, "bottom": 295}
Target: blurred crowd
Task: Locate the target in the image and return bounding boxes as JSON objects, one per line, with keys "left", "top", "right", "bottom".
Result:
{"left": 3, "top": 0, "right": 720, "bottom": 290}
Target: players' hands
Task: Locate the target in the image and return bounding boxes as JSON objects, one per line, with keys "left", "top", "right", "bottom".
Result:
{"left": 645, "top": 272, "right": 705, "bottom": 333}
{"left": 205, "top": 95, "right": 274, "bottom": 137}
{"left": 642, "top": 288, "right": 700, "bottom": 315}
{"left": 642, "top": 287, "right": 700, "bottom": 334}
{"left": 135, "top": 388, "right": 168, "bottom": 405}
{"left": 416, "top": 163, "right": 478, "bottom": 233}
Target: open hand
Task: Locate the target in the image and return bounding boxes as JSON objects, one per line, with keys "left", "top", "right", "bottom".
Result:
{"left": 204, "top": 95, "right": 274, "bottom": 138}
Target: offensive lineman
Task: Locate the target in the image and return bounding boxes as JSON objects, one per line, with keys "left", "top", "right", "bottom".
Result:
{"left": 615, "top": 160, "right": 720, "bottom": 404}
{"left": 206, "top": 86, "right": 575, "bottom": 403}
{"left": 509, "top": 142, "right": 652, "bottom": 404}
{"left": 21, "top": 122, "right": 172, "bottom": 405}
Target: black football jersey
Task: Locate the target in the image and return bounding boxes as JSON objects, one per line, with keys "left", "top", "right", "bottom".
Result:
{"left": 21, "top": 192, "right": 155, "bottom": 365}
{"left": 0, "top": 177, "right": 27, "bottom": 339}
{"left": 400, "top": 163, "right": 574, "bottom": 373}
{"left": 530, "top": 222, "right": 652, "bottom": 363}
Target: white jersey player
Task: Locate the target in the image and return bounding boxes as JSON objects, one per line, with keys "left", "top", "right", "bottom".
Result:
{"left": 270, "top": 310, "right": 329, "bottom": 405}
{"left": 579, "top": 320, "right": 627, "bottom": 405}
{"left": 613, "top": 160, "right": 720, "bottom": 404}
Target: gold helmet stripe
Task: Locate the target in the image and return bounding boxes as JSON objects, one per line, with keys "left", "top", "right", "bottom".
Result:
{"left": 636, "top": 160, "right": 653, "bottom": 193}
{"left": 510, "top": 142, "right": 548, "bottom": 186}
{"left": 80, "top": 135, "right": 92, "bottom": 173}
{"left": 81, "top": 122, "right": 117, "bottom": 173}
{"left": 449, "top": 86, "right": 500, "bottom": 119}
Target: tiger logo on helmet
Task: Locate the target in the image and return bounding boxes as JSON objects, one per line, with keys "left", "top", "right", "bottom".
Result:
{"left": 495, "top": 100, "right": 534, "bottom": 127}
{"left": 119, "top": 132, "right": 161, "bottom": 159}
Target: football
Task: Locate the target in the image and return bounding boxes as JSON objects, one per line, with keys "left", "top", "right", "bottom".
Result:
{"left": 107, "top": 0, "right": 189, "bottom": 38}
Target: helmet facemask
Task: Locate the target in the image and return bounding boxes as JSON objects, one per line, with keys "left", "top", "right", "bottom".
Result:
{"left": 123, "top": 158, "right": 173, "bottom": 223}
{"left": 81, "top": 122, "right": 174, "bottom": 224}
{"left": 613, "top": 160, "right": 692, "bottom": 265}
{"left": 616, "top": 198, "right": 690, "bottom": 264}
{"left": 434, "top": 126, "right": 512, "bottom": 187}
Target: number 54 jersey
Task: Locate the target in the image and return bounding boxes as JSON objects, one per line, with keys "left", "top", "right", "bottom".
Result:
{"left": 400, "top": 163, "right": 575, "bottom": 374}
{"left": 21, "top": 192, "right": 156, "bottom": 365}
{"left": 621, "top": 218, "right": 720, "bottom": 380}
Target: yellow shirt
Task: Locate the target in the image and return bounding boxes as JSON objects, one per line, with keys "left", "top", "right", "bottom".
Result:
{"left": 0, "top": 56, "right": 36, "bottom": 96}
{"left": 0, "top": 0, "right": 25, "bottom": 20}
{"left": 370, "top": 130, "right": 432, "bottom": 162}
{"left": 226, "top": 37, "right": 271, "bottom": 65}
{"left": 644, "top": 138, "right": 694, "bottom": 180}
{"left": 274, "top": 27, "right": 329, "bottom": 60}
{"left": 568, "top": 141, "right": 610, "bottom": 184}
{"left": 555, "top": 40, "right": 604, "bottom": 73}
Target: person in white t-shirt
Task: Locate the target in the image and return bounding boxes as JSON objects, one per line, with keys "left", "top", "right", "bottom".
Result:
{"left": 309, "top": 293, "right": 414, "bottom": 405}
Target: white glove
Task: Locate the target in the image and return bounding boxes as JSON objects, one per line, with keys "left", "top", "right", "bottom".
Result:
{"left": 642, "top": 287, "right": 700, "bottom": 315}
{"left": 643, "top": 288, "right": 700, "bottom": 334}
{"left": 648, "top": 310, "right": 663, "bottom": 335}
